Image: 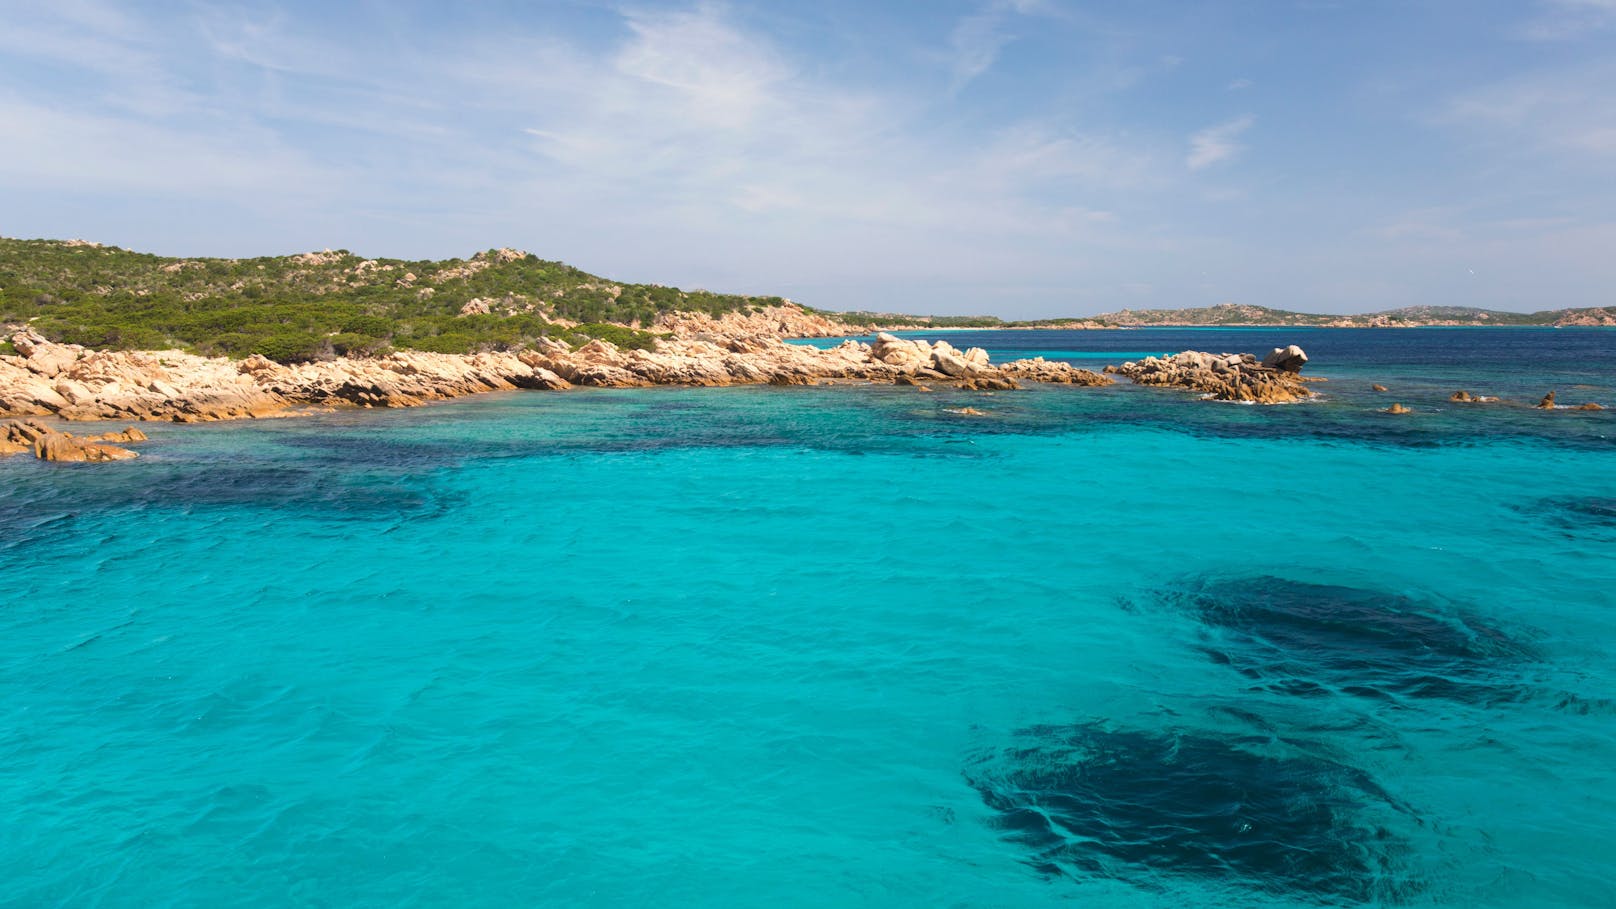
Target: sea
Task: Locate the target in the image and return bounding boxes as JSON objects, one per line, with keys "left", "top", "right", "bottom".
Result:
{"left": 2, "top": 327, "right": 1613, "bottom": 908}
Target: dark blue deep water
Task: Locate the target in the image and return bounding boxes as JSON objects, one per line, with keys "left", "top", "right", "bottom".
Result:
{"left": 3, "top": 329, "right": 1613, "bottom": 907}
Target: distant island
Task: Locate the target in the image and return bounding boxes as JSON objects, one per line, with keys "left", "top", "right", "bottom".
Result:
{"left": 1089, "top": 302, "right": 1616, "bottom": 328}
{"left": 851, "top": 302, "right": 1616, "bottom": 330}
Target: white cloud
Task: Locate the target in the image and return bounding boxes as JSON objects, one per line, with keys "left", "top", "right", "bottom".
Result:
{"left": 1186, "top": 115, "right": 1254, "bottom": 170}
{"left": 1226, "top": 78, "right": 1254, "bottom": 91}
{"left": 613, "top": 7, "right": 792, "bottom": 130}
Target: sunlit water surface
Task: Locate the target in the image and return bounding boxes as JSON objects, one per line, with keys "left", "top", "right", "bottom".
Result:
{"left": 3, "top": 328, "right": 1614, "bottom": 907}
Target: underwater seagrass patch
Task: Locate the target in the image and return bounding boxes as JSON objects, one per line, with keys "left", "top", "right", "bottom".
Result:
{"left": 964, "top": 723, "right": 1421, "bottom": 903}
{"left": 1162, "top": 576, "right": 1541, "bottom": 707}
{"left": 1516, "top": 496, "right": 1616, "bottom": 540}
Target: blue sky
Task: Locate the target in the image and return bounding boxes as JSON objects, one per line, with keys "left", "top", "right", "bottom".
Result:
{"left": 1, "top": 1, "right": 1613, "bottom": 316}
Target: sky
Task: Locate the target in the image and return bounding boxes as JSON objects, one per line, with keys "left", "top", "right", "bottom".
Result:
{"left": 1, "top": 1, "right": 1614, "bottom": 317}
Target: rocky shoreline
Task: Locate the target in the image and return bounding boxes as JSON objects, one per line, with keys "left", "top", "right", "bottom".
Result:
{"left": 7, "top": 323, "right": 1608, "bottom": 464}
{"left": 0, "top": 325, "right": 1113, "bottom": 431}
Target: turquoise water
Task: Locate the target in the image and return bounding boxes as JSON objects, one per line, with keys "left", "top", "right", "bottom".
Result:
{"left": 3, "top": 329, "right": 1614, "bottom": 907}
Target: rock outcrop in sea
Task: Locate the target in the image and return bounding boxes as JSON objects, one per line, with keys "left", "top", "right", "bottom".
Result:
{"left": 1, "top": 419, "right": 149, "bottom": 462}
{"left": 0, "top": 327, "right": 1112, "bottom": 424}
{"left": 1105, "top": 348, "right": 1316, "bottom": 404}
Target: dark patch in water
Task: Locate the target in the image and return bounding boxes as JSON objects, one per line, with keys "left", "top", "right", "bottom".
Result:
{"left": 1518, "top": 496, "right": 1616, "bottom": 539}
{"left": 273, "top": 433, "right": 460, "bottom": 469}
{"left": 1167, "top": 577, "right": 1540, "bottom": 707}
{"left": 0, "top": 461, "right": 449, "bottom": 547}
{"left": 965, "top": 723, "right": 1419, "bottom": 902}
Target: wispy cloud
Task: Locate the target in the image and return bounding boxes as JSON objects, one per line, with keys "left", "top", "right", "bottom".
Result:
{"left": 0, "top": 97, "right": 341, "bottom": 197}
{"left": 2, "top": 2, "right": 1613, "bottom": 315}
{"left": 1441, "top": 61, "right": 1616, "bottom": 159}
{"left": 1186, "top": 115, "right": 1254, "bottom": 170}
{"left": 946, "top": 0, "right": 1053, "bottom": 90}
{"left": 1516, "top": 0, "right": 1616, "bottom": 40}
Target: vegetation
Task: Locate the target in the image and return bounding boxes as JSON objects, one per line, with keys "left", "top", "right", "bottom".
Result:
{"left": 0, "top": 239, "right": 781, "bottom": 363}
{"left": 6, "top": 239, "right": 1607, "bottom": 366}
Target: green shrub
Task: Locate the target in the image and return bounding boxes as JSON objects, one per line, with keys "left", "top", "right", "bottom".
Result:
{"left": 341, "top": 315, "right": 393, "bottom": 337}
{"left": 566, "top": 322, "right": 658, "bottom": 350}
{"left": 250, "top": 331, "right": 328, "bottom": 363}
{"left": 410, "top": 333, "right": 480, "bottom": 355}
{"left": 328, "top": 333, "right": 391, "bottom": 357}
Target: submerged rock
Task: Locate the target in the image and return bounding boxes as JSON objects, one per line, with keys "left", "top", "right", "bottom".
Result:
{"left": 1385, "top": 403, "right": 1413, "bottom": 414}
{"left": 965, "top": 722, "right": 1419, "bottom": 902}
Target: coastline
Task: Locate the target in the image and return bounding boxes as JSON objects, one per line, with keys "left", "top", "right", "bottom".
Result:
{"left": 0, "top": 325, "right": 1118, "bottom": 429}
{"left": 9, "top": 313, "right": 1610, "bottom": 463}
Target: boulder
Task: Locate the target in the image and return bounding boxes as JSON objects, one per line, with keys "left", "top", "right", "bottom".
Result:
{"left": 87, "top": 426, "right": 149, "bottom": 443}
{"left": 1385, "top": 403, "right": 1412, "bottom": 414}
{"left": 932, "top": 348, "right": 975, "bottom": 378}
{"left": 1537, "top": 391, "right": 1557, "bottom": 410}
{"left": 10, "top": 330, "right": 49, "bottom": 358}
{"left": 962, "top": 374, "right": 1020, "bottom": 391}
{"left": 1261, "top": 345, "right": 1309, "bottom": 373}
{"left": 871, "top": 333, "right": 932, "bottom": 371}
{"left": 1372, "top": 384, "right": 1388, "bottom": 392}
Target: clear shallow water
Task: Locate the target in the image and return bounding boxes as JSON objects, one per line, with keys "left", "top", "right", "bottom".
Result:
{"left": 3, "top": 329, "right": 1614, "bottom": 908}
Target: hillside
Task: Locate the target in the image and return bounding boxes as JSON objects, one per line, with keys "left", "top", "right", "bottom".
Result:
{"left": 0, "top": 238, "right": 802, "bottom": 362}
